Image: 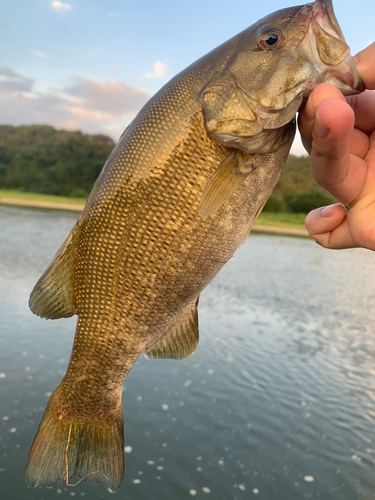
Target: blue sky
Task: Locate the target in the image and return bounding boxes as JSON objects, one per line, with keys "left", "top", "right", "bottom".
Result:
{"left": 1, "top": 0, "right": 374, "bottom": 155}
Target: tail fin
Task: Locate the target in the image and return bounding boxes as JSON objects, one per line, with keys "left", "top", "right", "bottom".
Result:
{"left": 25, "top": 395, "right": 124, "bottom": 492}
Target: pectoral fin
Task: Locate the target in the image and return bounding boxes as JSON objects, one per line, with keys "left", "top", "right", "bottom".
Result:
{"left": 198, "top": 151, "right": 255, "bottom": 219}
{"left": 144, "top": 299, "right": 199, "bottom": 360}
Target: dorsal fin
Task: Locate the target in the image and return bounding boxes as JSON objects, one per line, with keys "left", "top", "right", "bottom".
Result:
{"left": 144, "top": 299, "right": 199, "bottom": 360}
{"left": 29, "top": 221, "right": 84, "bottom": 320}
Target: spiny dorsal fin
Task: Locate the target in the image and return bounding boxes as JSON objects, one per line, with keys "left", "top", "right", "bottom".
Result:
{"left": 145, "top": 299, "right": 199, "bottom": 360}
{"left": 198, "top": 151, "right": 255, "bottom": 219}
{"left": 29, "top": 222, "right": 83, "bottom": 320}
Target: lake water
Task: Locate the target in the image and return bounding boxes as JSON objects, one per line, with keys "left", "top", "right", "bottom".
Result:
{"left": 1, "top": 205, "right": 375, "bottom": 500}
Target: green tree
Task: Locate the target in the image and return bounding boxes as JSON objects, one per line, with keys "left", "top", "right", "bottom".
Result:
{"left": 263, "top": 194, "right": 286, "bottom": 212}
{"left": 286, "top": 188, "right": 334, "bottom": 213}
{"left": 0, "top": 124, "right": 115, "bottom": 196}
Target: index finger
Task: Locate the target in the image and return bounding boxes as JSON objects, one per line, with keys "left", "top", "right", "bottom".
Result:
{"left": 346, "top": 43, "right": 375, "bottom": 135}
{"left": 346, "top": 90, "right": 375, "bottom": 135}
{"left": 298, "top": 42, "right": 375, "bottom": 154}
{"left": 298, "top": 84, "right": 345, "bottom": 155}
{"left": 353, "top": 42, "right": 375, "bottom": 90}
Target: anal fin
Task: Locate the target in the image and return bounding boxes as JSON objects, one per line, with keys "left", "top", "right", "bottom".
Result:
{"left": 145, "top": 299, "right": 199, "bottom": 360}
{"left": 29, "top": 222, "right": 83, "bottom": 320}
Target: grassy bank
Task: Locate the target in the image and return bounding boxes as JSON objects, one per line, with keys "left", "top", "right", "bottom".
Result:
{"left": 255, "top": 212, "right": 307, "bottom": 230}
{"left": 0, "top": 189, "right": 308, "bottom": 231}
{"left": 0, "top": 189, "right": 86, "bottom": 206}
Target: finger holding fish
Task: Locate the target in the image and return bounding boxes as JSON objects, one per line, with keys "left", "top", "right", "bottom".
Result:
{"left": 353, "top": 42, "right": 375, "bottom": 92}
{"left": 299, "top": 43, "right": 375, "bottom": 249}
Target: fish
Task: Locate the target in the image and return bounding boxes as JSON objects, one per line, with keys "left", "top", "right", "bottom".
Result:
{"left": 25, "top": 0, "right": 364, "bottom": 492}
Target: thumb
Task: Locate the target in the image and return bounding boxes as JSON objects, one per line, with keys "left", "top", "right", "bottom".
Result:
{"left": 305, "top": 204, "right": 358, "bottom": 249}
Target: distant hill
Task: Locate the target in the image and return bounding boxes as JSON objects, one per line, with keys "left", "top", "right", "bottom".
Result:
{"left": 274, "top": 154, "right": 320, "bottom": 197}
{"left": 0, "top": 124, "right": 115, "bottom": 197}
{"left": 0, "top": 124, "right": 333, "bottom": 211}
{"left": 268, "top": 154, "right": 335, "bottom": 212}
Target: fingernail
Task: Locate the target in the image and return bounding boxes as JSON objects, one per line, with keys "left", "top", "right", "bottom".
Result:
{"left": 321, "top": 205, "right": 335, "bottom": 217}
{"left": 314, "top": 111, "right": 329, "bottom": 138}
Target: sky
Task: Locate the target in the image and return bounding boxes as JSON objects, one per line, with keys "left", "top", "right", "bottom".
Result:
{"left": 1, "top": 0, "right": 374, "bottom": 155}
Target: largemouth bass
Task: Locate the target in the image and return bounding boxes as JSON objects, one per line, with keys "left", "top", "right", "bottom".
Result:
{"left": 26, "top": 0, "right": 363, "bottom": 491}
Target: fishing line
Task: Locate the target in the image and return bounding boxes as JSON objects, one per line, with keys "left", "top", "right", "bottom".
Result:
{"left": 64, "top": 421, "right": 110, "bottom": 487}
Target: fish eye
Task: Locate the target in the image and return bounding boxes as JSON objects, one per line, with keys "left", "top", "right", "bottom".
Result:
{"left": 258, "top": 29, "right": 283, "bottom": 50}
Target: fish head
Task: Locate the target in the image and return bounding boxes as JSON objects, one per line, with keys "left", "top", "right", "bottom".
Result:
{"left": 202, "top": 0, "right": 364, "bottom": 153}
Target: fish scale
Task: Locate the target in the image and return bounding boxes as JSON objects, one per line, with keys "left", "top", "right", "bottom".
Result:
{"left": 26, "top": 0, "right": 364, "bottom": 492}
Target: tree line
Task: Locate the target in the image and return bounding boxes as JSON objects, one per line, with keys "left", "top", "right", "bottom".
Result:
{"left": 0, "top": 124, "right": 334, "bottom": 212}
{"left": 264, "top": 154, "right": 335, "bottom": 213}
{"left": 0, "top": 124, "right": 115, "bottom": 198}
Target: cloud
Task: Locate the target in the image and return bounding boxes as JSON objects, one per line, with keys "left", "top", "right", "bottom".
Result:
{"left": 0, "top": 66, "right": 33, "bottom": 92}
{"left": 153, "top": 62, "right": 169, "bottom": 78}
{"left": 65, "top": 79, "right": 149, "bottom": 115}
{"left": 0, "top": 66, "right": 28, "bottom": 79}
{"left": 50, "top": 1, "right": 72, "bottom": 14}
{"left": 0, "top": 66, "right": 151, "bottom": 140}
{"left": 31, "top": 50, "right": 49, "bottom": 59}
{"left": 139, "top": 61, "right": 169, "bottom": 81}
{"left": 0, "top": 90, "right": 69, "bottom": 128}
{"left": 108, "top": 12, "right": 119, "bottom": 19}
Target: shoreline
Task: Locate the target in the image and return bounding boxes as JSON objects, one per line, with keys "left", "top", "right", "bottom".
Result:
{"left": 0, "top": 196, "right": 309, "bottom": 238}
{"left": 251, "top": 225, "right": 309, "bottom": 237}
{"left": 0, "top": 196, "right": 85, "bottom": 212}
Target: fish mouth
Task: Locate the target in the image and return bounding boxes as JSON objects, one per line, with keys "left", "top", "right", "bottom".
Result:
{"left": 311, "top": 0, "right": 345, "bottom": 41}
{"left": 298, "top": 0, "right": 365, "bottom": 94}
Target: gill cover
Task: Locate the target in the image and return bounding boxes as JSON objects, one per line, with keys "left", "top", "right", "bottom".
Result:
{"left": 199, "top": 0, "right": 363, "bottom": 218}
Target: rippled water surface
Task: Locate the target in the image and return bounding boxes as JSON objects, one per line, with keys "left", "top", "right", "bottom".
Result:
{"left": 1, "top": 205, "right": 375, "bottom": 500}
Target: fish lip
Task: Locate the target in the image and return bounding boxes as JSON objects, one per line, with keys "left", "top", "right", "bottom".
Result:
{"left": 298, "top": 0, "right": 365, "bottom": 94}
{"left": 311, "top": 0, "right": 346, "bottom": 41}
{"left": 310, "top": 0, "right": 341, "bottom": 39}
{"left": 297, "top": 0, "right": 342, "bottom": 43}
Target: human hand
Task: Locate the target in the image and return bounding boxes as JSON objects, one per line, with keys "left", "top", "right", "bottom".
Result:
{"left": 298, "top": 42, "right": 375, "bottom": 250}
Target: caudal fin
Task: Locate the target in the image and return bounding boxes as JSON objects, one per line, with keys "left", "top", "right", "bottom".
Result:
{"left": 25, "top": 395, "right": 124, "bottom": 492}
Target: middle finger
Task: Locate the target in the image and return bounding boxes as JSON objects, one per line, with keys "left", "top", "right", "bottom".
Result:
{"left": 347, "top": 90, "right": 375, "bottom": 135}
